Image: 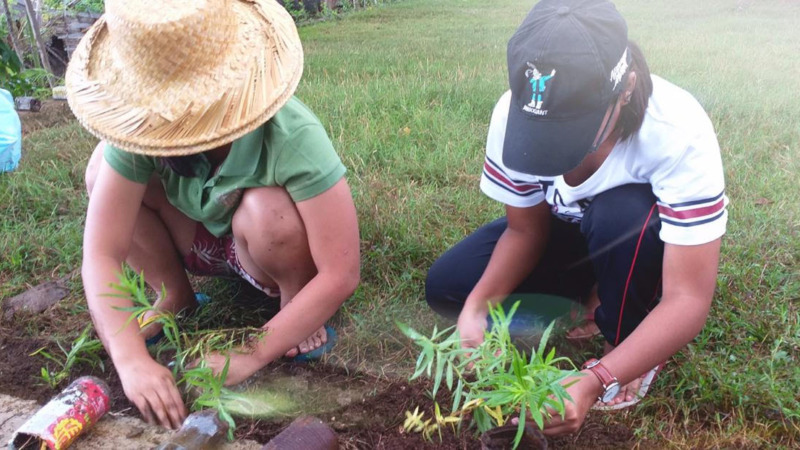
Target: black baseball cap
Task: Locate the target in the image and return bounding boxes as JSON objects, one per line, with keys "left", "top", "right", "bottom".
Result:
{"left": 502, "top": 0, "right": 630, "bottom": 176}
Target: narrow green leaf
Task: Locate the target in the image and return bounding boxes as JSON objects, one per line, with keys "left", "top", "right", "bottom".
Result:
{"left": 537, "top": 321, "right": 554, "bottom": 359}
{"left": 220, "top": 357, "right": 231, "bottom": 383}
{"left": 445, "top": 360, "right": 454, "bottom": 391}
{"left": 424, "top": 346, "right": 434, "bottom": 377}
{"left": 514, "top": 401, "right": 527, "bottom": 450}
{"left": 432, "top": 350, "right": 446, "bottom": 395}
{"left": 529, "top": 403, "right": 544, "bottom": 429}
{"left": 452, "top": 379, "right": 463, "bottom": 412}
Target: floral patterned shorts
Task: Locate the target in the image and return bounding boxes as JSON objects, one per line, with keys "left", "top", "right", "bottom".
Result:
{"left": 182, "top": 223, "right": 280, "bottom": 298}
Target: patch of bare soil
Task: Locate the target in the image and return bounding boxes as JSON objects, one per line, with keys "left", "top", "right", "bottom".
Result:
{"left": 17, "top": 100, "right": 75, "bottom": 136}
{"left": 0, "top": 330, "right": 636, "bottom": 449}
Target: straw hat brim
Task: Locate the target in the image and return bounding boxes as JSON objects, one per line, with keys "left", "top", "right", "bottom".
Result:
{"left": 65, "top": 0, "right": 303, "bottom": 156}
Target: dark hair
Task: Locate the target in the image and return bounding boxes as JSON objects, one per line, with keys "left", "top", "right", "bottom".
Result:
{"left": 615, "top": 41, "right": 653, "bottom": 141}
{"left": 159, "top": 154, "right": 203, "bottom": 177}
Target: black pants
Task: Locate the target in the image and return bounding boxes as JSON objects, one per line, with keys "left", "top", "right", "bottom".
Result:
{"left": 425, "top": 184, "right": 663, "bottom": 346}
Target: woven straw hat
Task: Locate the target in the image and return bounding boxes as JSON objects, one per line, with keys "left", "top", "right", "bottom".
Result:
{"left": 65, "top": 0, "right": 303, "bottom": 156}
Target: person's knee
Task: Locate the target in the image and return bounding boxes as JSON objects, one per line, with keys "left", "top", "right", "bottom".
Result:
{"left": 424, "top": 253, "right": 468, "bottom": 318}
{"left": 84, "top": 141, "right": 106, "bottom": 195}
{"left": 425, "top": 255, "right": 451, "bottom": 301}
{"left": 582, "top": 184, "right": 659, "bottom": 244}
{"left": 232, "top": 187, "right": 307, "bottom": 257}
{"left": 594, "top": 304, "right": 642, "bottom": 347}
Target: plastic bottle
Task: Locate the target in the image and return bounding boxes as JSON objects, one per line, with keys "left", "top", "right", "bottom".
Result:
{"left": 155, "top": 410, "right": 229, "bottom": 450}
{"left": 8, "top": 376, "right": 111, "bottom": 450}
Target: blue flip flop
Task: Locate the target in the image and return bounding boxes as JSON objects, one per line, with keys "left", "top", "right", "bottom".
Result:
{"left": 292, "top": 325, "right": 337, "bottom": 362}
{"left": 143, "top": 293, "right": 211, "bottom": 347}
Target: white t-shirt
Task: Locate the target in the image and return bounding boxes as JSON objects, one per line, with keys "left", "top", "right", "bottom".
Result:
{"left": 480, "top": 75, "right": 727, "bottom": 246}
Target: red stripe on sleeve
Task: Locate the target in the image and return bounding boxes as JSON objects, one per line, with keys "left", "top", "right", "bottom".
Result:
{"left": 483, "top": 162, "right": 541, "bottom": 193}
{"left": 658, "top": 198, "right": 724, "bottom": 220}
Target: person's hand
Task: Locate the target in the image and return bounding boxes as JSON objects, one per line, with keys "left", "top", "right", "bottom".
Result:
{"left": 202, "top": 350, "right": 264, "bottom": 386}
{"left": 116, "top": 356, "right": 187, "bottom": 429}
{"left": 457, "top": 307, "right": 488, "bottom": 350}
{"left": 538, "top": 370, "right": 602, "bottom": 436}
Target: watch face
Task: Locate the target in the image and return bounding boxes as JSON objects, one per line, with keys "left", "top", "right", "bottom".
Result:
{"left": 600, "top": 383, "right": 621, "bottom": 403}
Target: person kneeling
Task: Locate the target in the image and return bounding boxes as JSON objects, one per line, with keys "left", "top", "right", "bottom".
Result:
{"left": 425, "top": 0, "right": 726, "bottom": 436}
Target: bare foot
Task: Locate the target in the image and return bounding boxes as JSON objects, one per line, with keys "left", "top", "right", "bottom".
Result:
{"left": 284, "top": 326, "right": 328, "bottom": 358}
{"left": 567, "top": 285, "right": 601, "bottom": 340}
{"left": 566, "top": 320, "right": 600, "bottom": 340}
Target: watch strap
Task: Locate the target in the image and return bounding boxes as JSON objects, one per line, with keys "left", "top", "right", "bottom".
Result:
{"left": 582, "top": 358, "right": 617, "bottom": 388}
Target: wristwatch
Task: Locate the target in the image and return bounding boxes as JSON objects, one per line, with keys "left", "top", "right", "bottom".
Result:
{"left": 582, "top": 358, "right": 620, "bottom": 403}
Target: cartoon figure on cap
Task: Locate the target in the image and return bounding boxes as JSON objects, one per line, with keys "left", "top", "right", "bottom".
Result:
{"left": 525, "top": 63, "right": 556, "bottom": 110}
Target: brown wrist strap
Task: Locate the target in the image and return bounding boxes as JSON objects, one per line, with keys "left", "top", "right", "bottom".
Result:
{"left": 582, "top": 358, "right": 616, "bottom": 387}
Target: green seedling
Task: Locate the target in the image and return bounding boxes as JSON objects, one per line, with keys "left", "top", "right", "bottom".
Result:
{"left": 398, "top": 301, "right": 578, "bottom": 449}
{"left": 31, "top": 325, "right": 105, "bottom": 389}
{"left": 108, "top": 269, "right": 264, "bottom": 440}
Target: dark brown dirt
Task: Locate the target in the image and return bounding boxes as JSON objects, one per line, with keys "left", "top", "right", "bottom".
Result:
{"left": 17, "top": 100, "right": 76, "bottom": 136}
{"left": 0, "top": 331, "right": 637, "bottom": 449}
{"left": 0, "top": 332, "right": 131, "bottom": 411}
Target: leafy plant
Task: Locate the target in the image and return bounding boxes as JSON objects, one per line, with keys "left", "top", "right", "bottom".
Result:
{"left": 31, "top": 325, "right": 105, "bottom": 389}
{"left": 108, "top": 269, "right": 262, "bottom": 440}
{"left": 1, "top": 39, "right": 22, "bottom": 73}
{"left": 286, "top": 3, "right": 309, "bottom": 22}
{"left": 43, "top": 0, "right": 104, "bottom": 13}
{"left": 0, "top": 61, "right": 56, "bottom": 99}
{"left": 179, "top": 360, "right": 240, "bottom": 438}
{"left": 398, "top": 302, "right": 578, "bottom": 449}
{"left": 0, "top": 39, "right": 31, "bottom": 97}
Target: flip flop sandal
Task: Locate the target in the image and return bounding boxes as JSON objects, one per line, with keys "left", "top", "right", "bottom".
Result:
{"left": 139, "top": 292, "right": 212, "bottom": 347}
{"left": 565, "top": 308, "right": 601, "bottom": 341}
{"left": 592, "top": 362, "right": 665, "bottom": 411}
{"left": 292, "top": 325, "right": 338, "bottom": 363}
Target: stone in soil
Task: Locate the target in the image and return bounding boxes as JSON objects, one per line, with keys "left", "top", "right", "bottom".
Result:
{"left": 2, "top": 276, "right": 70, "bottom": 321}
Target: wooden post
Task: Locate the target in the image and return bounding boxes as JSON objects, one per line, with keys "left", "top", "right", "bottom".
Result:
{"left": 22, "top": 0, "right": 54, "bottom": 89}
{"left": 1, "top": 0, "right": 26, "bottom": 66}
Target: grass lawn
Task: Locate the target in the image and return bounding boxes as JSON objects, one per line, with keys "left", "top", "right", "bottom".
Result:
{"left": 2, "top": 0, "right": 799, "bottom": 447}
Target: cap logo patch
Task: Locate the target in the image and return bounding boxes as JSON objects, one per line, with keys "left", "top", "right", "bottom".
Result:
{"left": 610, "top": 48, "right": 628, "bottom": 90}
{"left": 523, "top": 62, "right": 556, "bottom": 116}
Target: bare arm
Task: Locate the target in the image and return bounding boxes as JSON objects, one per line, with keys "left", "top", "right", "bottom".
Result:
{"left": 600, "top": 239, "right": 721, "bottom": 385}
{"left": 458, "top": 202, "right": 551, "bottom": 346}
{"left": 543, "top": 238, "right": 721, "bottom": 435}
{"left": 83, "top": 158, "right": 186, "bottom": 428}
{"left": 463, "top": 202, "right": 552, "bottom": 314}
{"left": 223, "top": 178, "right": 360, "bottom": 375}
{"left": 83, "top": 159, "right": 148, "bottom": 363}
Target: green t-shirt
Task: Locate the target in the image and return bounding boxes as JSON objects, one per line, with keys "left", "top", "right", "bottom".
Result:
{"left": 104, "top": 97, "right": 346, "bottom": 237}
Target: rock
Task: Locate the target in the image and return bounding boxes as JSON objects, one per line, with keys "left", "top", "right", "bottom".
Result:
{"left": 2, "top": 276, "right": 70, "bottom": 321}
{"left": 262, "top": 416, "right": 338, "bottom": 450}
{"left": 126, "top": 427, "right": 144, "bottom": 439}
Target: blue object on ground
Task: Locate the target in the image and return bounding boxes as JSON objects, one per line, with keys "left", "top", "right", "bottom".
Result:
{"left": 194, "top": 292, "right": 212, "bottom": 307}
{"left": 0, "top": 89, "right": 22, "bottom": 173}
{"left": 293, "top": 325, "right": 337, "bottom": 363}
{"left": 145, "top": 329, "right": 166, "bottom": 347}
{"left": 488, "top": 293, "right": 575, "bottom": 336}
{"left": 145, "top": 292, "right": 211, "bottom": 347}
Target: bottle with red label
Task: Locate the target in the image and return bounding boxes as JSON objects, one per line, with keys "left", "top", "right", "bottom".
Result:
{"left": 9, "top": 376, "right": 111, "bottom": 450}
